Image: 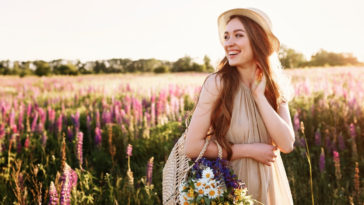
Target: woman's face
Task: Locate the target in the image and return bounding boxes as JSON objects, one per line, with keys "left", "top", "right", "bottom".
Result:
{"left": 223, "top": 17, "right": 254, "bottom": 67}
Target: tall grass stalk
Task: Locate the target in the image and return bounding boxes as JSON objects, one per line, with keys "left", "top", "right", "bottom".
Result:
{"left": 301, "top": 121, "right": 314, "bottom": 205}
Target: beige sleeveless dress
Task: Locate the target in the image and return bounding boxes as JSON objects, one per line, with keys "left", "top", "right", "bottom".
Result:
{"left": 227, "top": 82, "right": 294, "bottom": 205}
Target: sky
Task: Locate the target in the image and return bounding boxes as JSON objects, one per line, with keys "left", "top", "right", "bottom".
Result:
{"left": 1, "top": 0, "right": 363, "bottom": 66}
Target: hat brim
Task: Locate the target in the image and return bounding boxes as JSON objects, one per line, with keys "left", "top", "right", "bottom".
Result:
{"left": 217, "top": 8, "right": 280, "bottom": 53}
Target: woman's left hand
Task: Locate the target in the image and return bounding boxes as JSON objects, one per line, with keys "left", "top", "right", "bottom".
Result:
{"left": 251, "top": 67, "right": 266, "bottom": 100}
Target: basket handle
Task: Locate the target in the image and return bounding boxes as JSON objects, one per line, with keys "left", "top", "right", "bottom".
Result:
{"left": 184, "top": 115, "right": 223, "bottom": 160}
{"left": 194, "top": 137, "right": 223, "bottom": 161}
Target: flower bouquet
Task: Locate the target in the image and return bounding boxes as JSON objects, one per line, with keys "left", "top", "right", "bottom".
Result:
{"left": 179, "top": 157, "right": 257, "bottom": 205}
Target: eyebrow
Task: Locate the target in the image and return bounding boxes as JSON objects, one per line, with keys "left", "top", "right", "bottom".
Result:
{"left": 224, "top": 29, "right": 245, "bottom": 34}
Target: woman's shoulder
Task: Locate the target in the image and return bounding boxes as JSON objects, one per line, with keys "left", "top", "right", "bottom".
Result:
{"left": 203, "top": 72, "right": 223, "bottom": 95}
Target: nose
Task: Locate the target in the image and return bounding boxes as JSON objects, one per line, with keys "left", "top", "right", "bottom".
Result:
{"left": 224, "top": 36, "right": 235, "bottom": 47}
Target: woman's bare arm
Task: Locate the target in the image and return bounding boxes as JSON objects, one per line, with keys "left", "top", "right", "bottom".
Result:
{"left": 254, "top": 96, "right": 295, "bottom": 153}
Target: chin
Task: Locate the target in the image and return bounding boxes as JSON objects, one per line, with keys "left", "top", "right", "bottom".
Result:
{"left": 228, "top": 60, "right": 239, "bottom": 67}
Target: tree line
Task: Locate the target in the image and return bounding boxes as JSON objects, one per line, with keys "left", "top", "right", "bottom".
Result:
{"left": 279, "top": 46, "right": 361, "bottom": 68}
{"left": 0, "top": 47, "right": 362, "bottom": 77}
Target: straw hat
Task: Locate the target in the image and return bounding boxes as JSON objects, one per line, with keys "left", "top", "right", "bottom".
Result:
{"left": 217, "top": 8, "right": 280, "bottom": 52}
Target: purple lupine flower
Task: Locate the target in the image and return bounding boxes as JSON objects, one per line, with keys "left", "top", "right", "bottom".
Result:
{"left": 42, "top": 131, "right": 48, "bottom": 147}
{"left": 95, "top": 110, "right": 100, "bottom": 128}
{"left": 126, "top": 83, "right": 131, "bottom": 92}
{"left": 314, "top": 130, "right": 321, "bottom": 146}
{"left": 0, "top": 124, "right": 5, "bottom": 139}
{"left": 141, "top": 98, "right": 147, "bottom": 110}
{"left": 38, "top": 107, "right": 46, "bottom": 125}
{"left": 121, "top": 124, "right": 127, "bottom": 134}
{"left": 71, "top": 111, "right": 80, "bottom": 133}
{"left": 349, "top": 123, "right": 356, "bottom": 138}
{"left": 132, "top": 97, "right": 140, "bottom": 122}
{"left": 145, "top": 112, "right": 151, "bottom": 126}
{"left": 48, "top": 107, "right": 55, "bottom": 132}
{"left": 86, "top": 114, "right": 91, "bottom": 135}
{"left": 126, "top": 144, "right": 132, "bottom": 157}
{"left": 9, "top": 109, "right": 16, "bottom": 130}
{"left": 156, "top": 101, "right": 162, "bottom": 122}
{"left": 17, "top": 104, "right": 24, "bottom": 132}
{"left": 151, "top": 94, "right": 156, "bottom": 103}
{"left": 31, "top": 112, "right": 39, "bottom": 132}
{"left": 49, "top": 181, "right": 58, "bottom": 205}
{"left": 319, "top": 147, "right": 325, "bottom": 173}
{"left": 70, "top": 168, "right": 78, "bottom": 189}
{"left": 60, "top": 164, "right": 71, "bottom": 205}
{"left": 26, "top": 103, "right": 32, "bottom": 118}
{"left": 325, "top": 136, "right": 332, "bottom": 154}
{"left": 77, "top": 132, "right": 83, "bottom": 167}
{"left": 95, "top": 127, "right": 102, "bottom": 146}
{"left": 24, "top": 135, "right": 30, "bottom": 149}
{"left": 102, "top": 110, "right": 112, "bottom": 125}
{"left": 151, "top": 103, "right": 156, "bottom": 126}
{"left": 333, "top": 151, "right": 340, "bottom": 162}
{"left": 120, "top": 109, "right": 126, "bottom": 123}
{"left": 56, "top": 114, "right": 63, "bottom": 133}
{"left": 37, "top": 122, "right": 44, "bottom": 133}
{"left": 67, "top": 126, "right": 73, "bottom": 141}
{"left": 16, "top": 134, "right": 22, "bottom": 153}
{"left": 338, "top": 133, "right": 345, "bottom": 151}
{"left": 333, "top": 150, "right": 342, "bottom": 180}
{"left": 146, "top": 157, "right": 154, "bottom": 185}
{"left": 124, "top": 96, "right": 131, "bottom": 115}
{"left": 114, "top": 106, "right": 122, "bottom": 124}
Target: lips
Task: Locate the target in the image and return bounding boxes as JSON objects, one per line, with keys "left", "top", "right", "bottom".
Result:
{"left": 227, "top": 50, "right": 241, "bottom": 58}
{"left": 228, "top": 50, "right": 241, "bottom": 57}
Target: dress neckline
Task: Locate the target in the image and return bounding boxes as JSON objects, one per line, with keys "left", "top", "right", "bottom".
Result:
{"left": 240, "top": 81, "right": 251, "bottom": 91}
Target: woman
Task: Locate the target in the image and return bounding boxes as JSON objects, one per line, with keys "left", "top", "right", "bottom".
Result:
{"left": 184, "top": 8, "right": 294, "bottom": 204}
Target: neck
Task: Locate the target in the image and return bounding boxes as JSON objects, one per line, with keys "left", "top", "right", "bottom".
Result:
{"left": 236, "top": 61, "right": 257, "bottom": 88}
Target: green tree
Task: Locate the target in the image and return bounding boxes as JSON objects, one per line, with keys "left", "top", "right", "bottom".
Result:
{"left": 308, "top": 49, "right": 359, "bottom": 67}
{"left": 19, "top": 61, "right": 33, "bottom": 77}
{"left": 34, "top": 60, "right": 51, "bottom": 76}
{"left": 279, "top": 45, "right": 307, "bottom": 68}
{"left": 171, "top": 56, "right": 193, "bottom": 72}
{"left": 93, "top": 61, "right": 106, "bottom": 73}
{"left": 203, "top": 55, "right": 215, "bottom": 72}
{"left": 154, "top": 65, "right": 170, "bottom": 73}
{"left": 54, "top": 63, "right": 79, "bottom": 75}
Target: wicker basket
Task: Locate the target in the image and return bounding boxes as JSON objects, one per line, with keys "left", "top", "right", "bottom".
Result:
{"left": 162, "top": 130, "right": 222, "bottom": 204}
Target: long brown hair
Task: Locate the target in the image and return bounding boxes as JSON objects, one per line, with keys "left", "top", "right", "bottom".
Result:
{"left": 198, "top": 15, "right": 283, "bottom": 161}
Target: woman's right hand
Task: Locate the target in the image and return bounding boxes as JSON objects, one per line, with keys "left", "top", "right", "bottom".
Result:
{"left": 248, "top": 143, "right": 278, "bottom": 166}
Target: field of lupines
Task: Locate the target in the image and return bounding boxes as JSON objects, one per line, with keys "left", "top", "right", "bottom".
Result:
{"left": 0, "top": 67, "right": 363, "bottom": 204}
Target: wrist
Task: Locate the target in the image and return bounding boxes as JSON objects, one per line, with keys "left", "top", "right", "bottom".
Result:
{"left": 253, "top": 93, "right": 266, "bottom": 103}
{"left": 232, "top": 143, "right": 253, "bottom": 160}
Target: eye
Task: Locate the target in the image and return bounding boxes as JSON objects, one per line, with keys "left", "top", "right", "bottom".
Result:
{"left": 224, "top": 35, "right": 229, "bottom": 40}
{"left": 236, "top": 33, "right": 244, "bottom": 38}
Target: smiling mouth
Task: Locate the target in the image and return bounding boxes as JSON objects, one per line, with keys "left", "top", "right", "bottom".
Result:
{"left": 228, "top": 50, "right": 241, "bottom": 57}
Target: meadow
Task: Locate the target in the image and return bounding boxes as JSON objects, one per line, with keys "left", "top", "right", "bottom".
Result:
{"left": 0, "top": 67, "right": 363, "bottom": 204}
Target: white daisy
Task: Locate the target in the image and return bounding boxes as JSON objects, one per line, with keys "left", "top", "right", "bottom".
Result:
{"left": 178, "top": 181, "right": 188, "bottom": 193}
{"left": 205, "top": 186, "right": 219, "bottom": 199}
{"left": 178, "top": 193, "right": 190, "bottom": 205}
{"left": 194, "top": 178, "right": 204, "bottom": 190}
{"left": 178, "top": 188, "right": 194, "bottom": 204}
{"left": 201, "top": 167, "right": 214, "bottom": 180}
{"left": 196, "top": 186, "right": 205, "bottom": 196}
